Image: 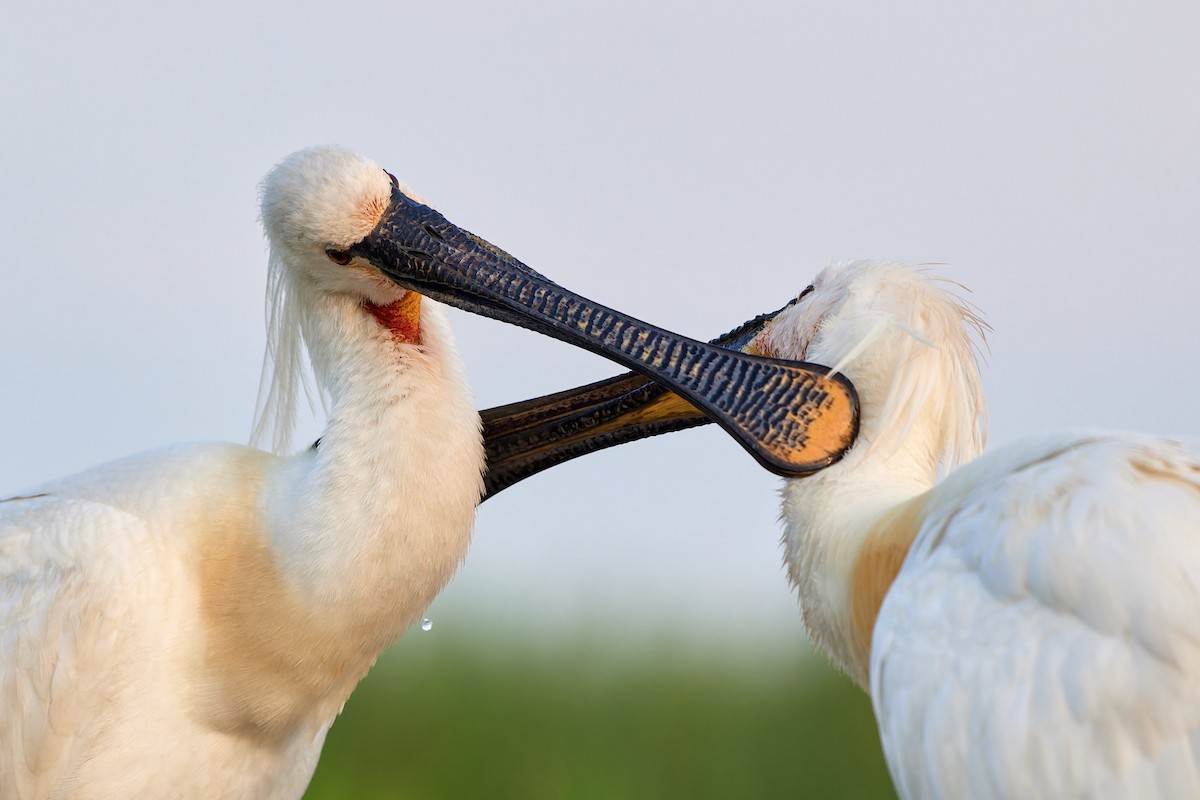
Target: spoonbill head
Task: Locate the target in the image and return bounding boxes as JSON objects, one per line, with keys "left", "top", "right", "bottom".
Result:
{"left": 748, "top": 261, "right": 986, "bottom": 482}
{"left": 264, "top": 153, "right": 412, "bottom": 291}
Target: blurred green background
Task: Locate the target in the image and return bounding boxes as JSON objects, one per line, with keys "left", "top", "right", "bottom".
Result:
{"left": 305, "top": 629, "right": 896, "bottom": 798}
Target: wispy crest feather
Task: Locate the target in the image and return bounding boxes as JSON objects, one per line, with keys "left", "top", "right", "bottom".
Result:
{"left": 250, "top": 246, "right": 325, "bottom": 454}
{"left": 866, "top": 269, "right": 989, "bottom": 472}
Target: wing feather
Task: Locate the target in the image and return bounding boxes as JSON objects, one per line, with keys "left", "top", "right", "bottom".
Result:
{"left": 1, "top": 494, "right": 158, "bottom": 799}
{"left": 872, "top": 434, "right": 1200, "bottom": 799}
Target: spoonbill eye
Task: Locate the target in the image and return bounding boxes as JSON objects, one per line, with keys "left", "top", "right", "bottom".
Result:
{"left": 325, "top": 248, "right": 351, "bottom": 265}
{"left": 384, "top": 170, "right": 400, "bottom": 189}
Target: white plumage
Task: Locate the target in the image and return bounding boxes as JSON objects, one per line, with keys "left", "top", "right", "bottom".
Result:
{"left": 750, "top": 261, "right": 1200, "bottom": 798}
{"left": 0, "top": 147, "right": 484, "bottom": 798}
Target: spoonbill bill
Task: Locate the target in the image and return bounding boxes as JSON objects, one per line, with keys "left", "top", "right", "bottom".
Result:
{"left": 483, "top": 261, "right": 1200, "bottom": 798}
{"left": 0, "top": 146, "right": 857, "bottom": 798}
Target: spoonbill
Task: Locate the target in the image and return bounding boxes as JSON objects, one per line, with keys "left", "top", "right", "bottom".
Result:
{"left": 1, "top": 147, "right": 483, "bottom": 798}
{"left": 0, "top": 146, "right": 857, "bottom": 798}
{"left": 482, "top": 261, "right": 1200, "bottom": 798}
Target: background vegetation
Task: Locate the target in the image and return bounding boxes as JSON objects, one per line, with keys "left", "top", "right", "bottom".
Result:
{"left": 306, "top": 630, "right": 896, "bottom": 798}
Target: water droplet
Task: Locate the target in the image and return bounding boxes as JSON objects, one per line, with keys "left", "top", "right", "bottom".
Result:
{"left": 420, "top": 617, "right": 433, "bottom": 632}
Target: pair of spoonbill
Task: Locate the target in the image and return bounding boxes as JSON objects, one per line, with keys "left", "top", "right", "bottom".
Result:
{"left": 4, "top": 146, "right": 1198, "bottom": 799}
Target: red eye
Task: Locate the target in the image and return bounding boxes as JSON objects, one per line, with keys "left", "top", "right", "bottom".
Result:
{"left": 383, "top": 170, "right": 399, "bottom": 189}
{"left": 325, "top": 248, "right": 351, "bottom": 266}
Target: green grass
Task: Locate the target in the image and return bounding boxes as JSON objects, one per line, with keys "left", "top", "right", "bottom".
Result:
{"left": 305, "top": 631, "right": 896, "bottom": 798}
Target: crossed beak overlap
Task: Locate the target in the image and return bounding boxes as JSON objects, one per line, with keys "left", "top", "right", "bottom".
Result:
{"left": 347, "top": 186, "right": 859, "bottom": 493}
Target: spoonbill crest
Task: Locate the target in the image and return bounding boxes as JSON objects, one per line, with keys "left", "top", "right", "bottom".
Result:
{"left": 0, "top": 147, "right": 486, "bottom": 798}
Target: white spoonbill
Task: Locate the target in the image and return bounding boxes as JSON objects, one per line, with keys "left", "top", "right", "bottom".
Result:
{"left": 756, "top": 262, "right": 1200, "bottom": 799}
{"left": 0, "top": 146, "right": 485, "bottom": 797}
{"left": 0, "top": 145, "right": 856, "bottom": 799}
{"left": 486, "top": 260, "right": 1200, "bottom": 798}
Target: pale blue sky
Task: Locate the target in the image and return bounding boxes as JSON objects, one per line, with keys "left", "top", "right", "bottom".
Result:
{"left": 3, "top": 1, "right": 1197, "bottom": 648}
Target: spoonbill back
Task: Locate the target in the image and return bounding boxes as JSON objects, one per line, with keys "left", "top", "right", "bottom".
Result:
{"left": 483, "top": 261, "right": 1200, "bottom": 798}
{"left": 0, "top": 146, "right": 858, "bottom": 798}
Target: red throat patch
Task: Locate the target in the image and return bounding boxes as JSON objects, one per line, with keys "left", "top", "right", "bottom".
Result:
{"left": 365, "top": 292, "right": 422, "bottom": 344}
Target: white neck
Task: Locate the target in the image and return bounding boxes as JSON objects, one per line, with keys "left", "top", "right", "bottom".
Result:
{"left": 273, "top": 290, "right": 481, "bottom": 624}
{"left": 197, "top": 287, "right": 483, "bottom": 737}
{"left": 781, "top": 424, "right": 940, "bottom": 687}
